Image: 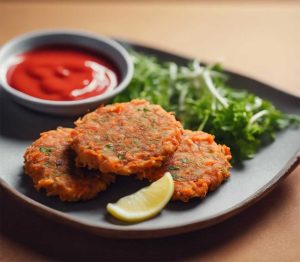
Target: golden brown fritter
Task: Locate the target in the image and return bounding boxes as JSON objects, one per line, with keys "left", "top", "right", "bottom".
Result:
{"left": 138, "top": 130, "right": 232, "bottom": 202}
{"left": 24, "top": 128, "right": 115, "bottom": 202}
{"left": 71, "top": 99, "right": 183, "bottom": 175}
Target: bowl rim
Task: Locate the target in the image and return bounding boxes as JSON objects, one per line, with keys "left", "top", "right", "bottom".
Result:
{"left": 0, "top": 29, "right": 134, "bottom": 106}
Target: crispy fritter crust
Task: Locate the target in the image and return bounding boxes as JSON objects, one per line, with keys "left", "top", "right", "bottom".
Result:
{"left": 24, "top": 128, "right": 115, "bottom": 202}
{"left": 138, "top": 130, "right": 232, "bottom": 202}
{"left": 71, "top": 100, "right": 183, "bottom": 175}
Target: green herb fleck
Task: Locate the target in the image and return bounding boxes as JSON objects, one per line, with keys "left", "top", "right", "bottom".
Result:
{"left": 105, "top": 143, "right": 114, "bottom": 150}
{"left": 180, "top": 158, "right": 189, "bottom": 163}
{"left": 221, "top": 167, "right": 229, "bottom": 174}
{"left": 168, "top": 165, "right": 180, "bottom": 171}
{"left": 133, "top": 139, "right": 140, "bottom": 146}
{"left": 39, "top": 146, "right": 52, "bottom": 155}
{"left": 44, "top": 161, "right": 51, "bottom": 167}
{"left": 171, "top": 173, "right": 180, "bottom": 180}
{"left": 137, "top": 107, "right": 150, "bottom": 113}
{"left": 117, "top": 152, "right": 125, "bottom": 160}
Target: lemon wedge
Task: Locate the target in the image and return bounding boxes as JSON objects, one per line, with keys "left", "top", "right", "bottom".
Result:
{"left": 107, "top": 172, "right": 174, "bottom": 222}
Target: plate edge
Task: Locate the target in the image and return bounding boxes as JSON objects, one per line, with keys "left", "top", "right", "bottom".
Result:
{"left": 1, "top": 152, "right": 299, "bottom": 239}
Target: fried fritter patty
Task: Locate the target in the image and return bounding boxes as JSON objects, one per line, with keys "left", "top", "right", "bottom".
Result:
{"left": 24, "top": 128, "right": 115, "bottom": 202}
{"left": 71, "top": 99, "right": 183, "bottom": 175}
{"left": 138, "top": 130, "right": 232, "bottom": 202}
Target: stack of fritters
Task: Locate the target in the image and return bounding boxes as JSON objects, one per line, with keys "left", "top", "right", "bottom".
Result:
{"left": 24, "top": 128, "right": 115, "bottom": 201}
{"left": 24, "top": 99, "right": 231, "bottom": 202}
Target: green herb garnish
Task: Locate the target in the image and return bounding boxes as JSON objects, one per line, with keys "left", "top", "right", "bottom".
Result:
{"left": 137, "top": 107, "right": 150, "bottom": 112}
{"left": 44, "top": 161, "right": 51, "bottom": 167}
{"left": 171, "top": 173, "right": 180, "bottom": 180}
{"left": 117, "top": 152, "right": 125, "bottom": 160}
{"left": 39, "top": 146, "right": 52, "bottom": 155}
{"left": 105, "top": 143, "right": 114, "bottom": 150}
{"left": 168, "top": 165, "right": 180, "bottom": 171}
{"left": 114, "top": 51, "right": 299, "bottom": 163}
{"left": 180, "top": 158, "right": 189, "bottom": 163}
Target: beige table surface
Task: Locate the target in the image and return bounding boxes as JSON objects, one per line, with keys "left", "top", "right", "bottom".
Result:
{"left": 0, "top": 1, "right": 299, "bottom": 261}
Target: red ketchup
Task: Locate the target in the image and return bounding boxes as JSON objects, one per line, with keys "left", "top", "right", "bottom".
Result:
{"left": 6, "top": 46, "right": 119, "bottom": 101}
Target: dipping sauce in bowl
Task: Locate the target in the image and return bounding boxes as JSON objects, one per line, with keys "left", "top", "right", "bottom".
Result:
{"left": 0, "top": 30, "right": 133, "bottom": 116}
{"left": 6, "top": 46, "right": 119, "bottom": 101}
